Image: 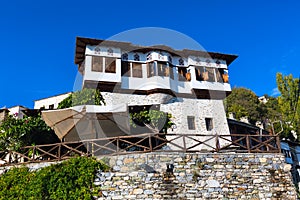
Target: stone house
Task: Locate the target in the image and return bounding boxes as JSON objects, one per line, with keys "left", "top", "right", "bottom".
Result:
{"left": 73, "top": 37, "right": 237, "bottom": 149}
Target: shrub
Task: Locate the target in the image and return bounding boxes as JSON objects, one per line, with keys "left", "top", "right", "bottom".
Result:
{"left": 0, "top": 157, "right": 109, "bottom": 199}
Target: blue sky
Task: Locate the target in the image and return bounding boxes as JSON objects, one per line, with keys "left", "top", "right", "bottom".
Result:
{"left": 0, "top": 0, "right": 299, "bottom": 108}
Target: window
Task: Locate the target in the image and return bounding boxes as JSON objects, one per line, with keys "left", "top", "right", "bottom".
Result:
{"left": 134, "top": 53, "right": 140, "bottom": 61}
{"left": 216, "top": 68, "right": 229, "bottom": 83}
{"left": 121, "top": 61, "right": 130, "bottom": 77}
{"left": 195, "top": 66, "right": 205, "bottom": 81}
{"left": 178, "top": 67, "right": 191, "bottom": 81}
{"left": 216, "top": 68, "right": 223, "bottom": 83}
{"left": 49, "top": 104, "right": 54, "bottom": 109}
{"left": 92, "top": 56, "right": 103, "bottom": 72}
{"left": 105, "top": 57, "right": 116, "bottom": 73}
{"left": 147, "top": 62, "right": 155, "bottom": 77}
{"left": 222, "top": 69, "right": 229, "bottom": 83}
{"left": 206, "top": 67, "right": 215, "bottom": 82}
{"left": 157, "top": 62, "right": 169, "bottom": 76}
{"left": 187, "top": 116, "right": 195, "bottom": 130}
{"left": 132, "top": 63, "right": 142, "bottom": 78}
{"left": 205, "top": 118, "right": 213, "bottom": 131}
{"left": 178, "top": 67, "right": 187, "bottom": 81}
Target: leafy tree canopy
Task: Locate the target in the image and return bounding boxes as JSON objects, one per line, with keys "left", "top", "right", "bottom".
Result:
{"left": 224, "top": 87, "right": 261, "bottom": 124}
{"left": 58, "top": 88, "right": 105, "bottom": 109}
{"left": 130, "top": 110, "right": 174, "bottom": 133}
{"left": 276, "top": 73, "right": 300, "bottom": 139}
{"left": 0, "top": 115, "right": 59, "bottom": 151}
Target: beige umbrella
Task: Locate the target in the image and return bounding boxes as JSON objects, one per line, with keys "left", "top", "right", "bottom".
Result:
{"left": 41, "top": 104, "right": 129, "bottom": 142}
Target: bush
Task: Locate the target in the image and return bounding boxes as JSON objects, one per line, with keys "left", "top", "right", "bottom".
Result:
{"left": 0, "top": 157, "right": 109, "bottom": 199}
{"left": 58, "top": 88, "right": 105, "bottom": 109}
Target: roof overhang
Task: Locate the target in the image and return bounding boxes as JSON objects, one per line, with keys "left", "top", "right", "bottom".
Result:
{"left": 74, "top": 36, "right": 238, "bottom": 66}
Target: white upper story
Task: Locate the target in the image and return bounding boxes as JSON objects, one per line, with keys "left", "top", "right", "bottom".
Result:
{"left": 75, "top": 37, "right": 237, "bottom": 99}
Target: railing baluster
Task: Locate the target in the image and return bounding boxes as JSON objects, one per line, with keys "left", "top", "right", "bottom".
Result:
{"left": 183, "top": 135, "right": 186, "bottom": 152}
{"left": 149, "top": 134, "right": 153, "bottom": 152}
{"left": 117, "top": 137, "right": 119, "bottom": 154}
{"left": 276, "top": 135, "right": 281, "bottom": 153}
{"left": 58, "top": 143, "right": 61, "bottom": 161}
{"left": 246, "top": 135, "right": 251, "bottom": 153}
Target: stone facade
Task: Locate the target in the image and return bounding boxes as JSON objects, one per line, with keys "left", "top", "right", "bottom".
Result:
{"left": 102, "top": 91, "right": 230, "bottom": 149}
{"left": 94, "top": 152, "right": 297, "bottom": 200}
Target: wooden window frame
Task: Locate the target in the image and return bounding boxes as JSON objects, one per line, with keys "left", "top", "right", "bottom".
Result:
{"left": 121, "top": 61, "right": 131, "bottom": 77}
{"left": 105, "top": 57, "right": 116, "bottom": 73}
{"left": 187, "top": 116, "right": 196, "bottom": 130}
{"left": 147, "top": 62, "right": 155, "bottom": 77}
{"left": 132, "top": 62, "right": 143, "bottom": 78}
{"left": 205, "top": 118, "right": 213, "bottom": 131}
{"left": 92, "top": 56, "right": 103, "bottom": 72}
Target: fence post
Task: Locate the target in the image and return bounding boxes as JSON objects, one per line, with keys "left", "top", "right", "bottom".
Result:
{"left": 32, "top": 146, "right": 36, "bottom": 161}
{"left": 183, "top": 135, "right": 187, "bottom": 152}
{"left": 246, "top": 135, "right": 251, "bottom": 153}
{"left": 58, "top": 143, "right": 61, "bottom": 161}
{"left": 149, "top": 134, "right": 153, "bottom": 152}
{"left": 276, "top": 135, "right": 281, "bottom": 153}
{"left": 86, "top": 141, "right": 90, "bottom": 156}
{"left": 117, "top": 137, "right": 119, "bottom": 154}
{"left": 215, "top": 134, "right": 220, "bottom": 152}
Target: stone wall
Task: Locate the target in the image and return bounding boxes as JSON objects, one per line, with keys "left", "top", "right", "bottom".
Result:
{"left": 102, "top": 92, "right": 231, "bottom": 148}
{"left": 95, "top": 152, "right": 297, "bottom": 200}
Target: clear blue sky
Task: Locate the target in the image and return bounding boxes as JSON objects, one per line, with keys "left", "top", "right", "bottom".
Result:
{"left": 1, "top": 0, "right": 299, "bottom": 108}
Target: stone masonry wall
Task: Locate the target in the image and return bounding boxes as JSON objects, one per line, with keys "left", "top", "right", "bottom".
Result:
{"left": 102, "top": 92, "right": 231, "bottom": 149}
{"left": 94, "top": 152, "right": 297, "bottom": 200}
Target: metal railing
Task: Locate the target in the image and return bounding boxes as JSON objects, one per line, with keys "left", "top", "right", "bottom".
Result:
{"left": 0, "top": 133, "right": 281, "bottom": 166}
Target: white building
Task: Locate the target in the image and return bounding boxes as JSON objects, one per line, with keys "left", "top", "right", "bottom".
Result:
{"left": 34, "top": 92, "right": 72, "bottom": 110}
{"left": 74, "top": 37, "right": 238, "bottom": 150}
{"left": 7, "top": 105, "right": 28, "bottom": 119}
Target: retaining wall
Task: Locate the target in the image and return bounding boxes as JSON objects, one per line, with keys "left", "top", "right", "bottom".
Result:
{"left": 95, "top": 152, "right": 297, "bottom": 199}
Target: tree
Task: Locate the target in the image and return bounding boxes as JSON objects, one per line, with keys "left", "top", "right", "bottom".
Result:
{"left": 58, "top": 88, "right": 105, "bottom": 109}
{"left": 276, "top": 73, "right": 300, "bottom": 140}
{"left": 224, "top": 87, "right": 260, "bottom": 124}
{"left": 130, "top": 110, "right": 174, "bottom": 133}
{"left": 0, "top": 115, "right": 59, "bottom": 151}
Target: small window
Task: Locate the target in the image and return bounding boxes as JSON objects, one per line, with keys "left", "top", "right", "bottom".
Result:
{"left": 121, "top": 61, "right": 130, "bottom": 76}
{"left": 206, "top": 67, "right": 215, "bottom": 82}
{"left": 157, "top": 62, "right": 169, "bottom": 76}
{"left": 49, "top": 104, "right": 54, "bottom": 110}
{"left": 195, "top": 66, "right": 205, "bottom": 81}
{"left": 216, "top": 68, "right": 229, "bottom": 83}
{"left": 178, "top": 67, "right": 187, "bottom": 81}
{"left": 216, "top": 68, "right": 223, "bottom": 83}
{"left": 178, "top": 67, "right": 191, "bottom": 81}
{"left": 147, "top": 62, "right": 155, "bottom": 77}
{"left": 132, "top": 63, "right": 142, "bottom": 78}
{"left": 187, "top": 116, "right": 195, "bottom": 130}
{"left": 105, "top": 57, "right": 116, "bottom": 73}
{"left": 92, "top": 56, "right": 103, "bottom": 72}
{"left": 205, "top": 118, "right": 213, "bottom": 131}
{"left": 134, "top": 53, "right": 140, "bottom": 61}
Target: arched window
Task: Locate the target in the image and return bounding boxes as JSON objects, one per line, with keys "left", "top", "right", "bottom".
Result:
{"left": 134, "top": 53, "right": 140, "bottom": 61}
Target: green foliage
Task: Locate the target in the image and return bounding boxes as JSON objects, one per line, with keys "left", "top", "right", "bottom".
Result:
{"left": 58, "top": 88, "right": 105, "bottom": 109}
{"left": 130, "top": 110, "right": 174, "bottom": 133}
{"left": 0, "top": 115, "right": 59, "bottom": 151}
{"left": 224, "top": 87, "right": 261, "bottom": 124}
{"left": 0, "top": 157, "right": 110, "bottom": 199}
{"left": 276, "top": 73, "right": 300, "bottom": 139}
